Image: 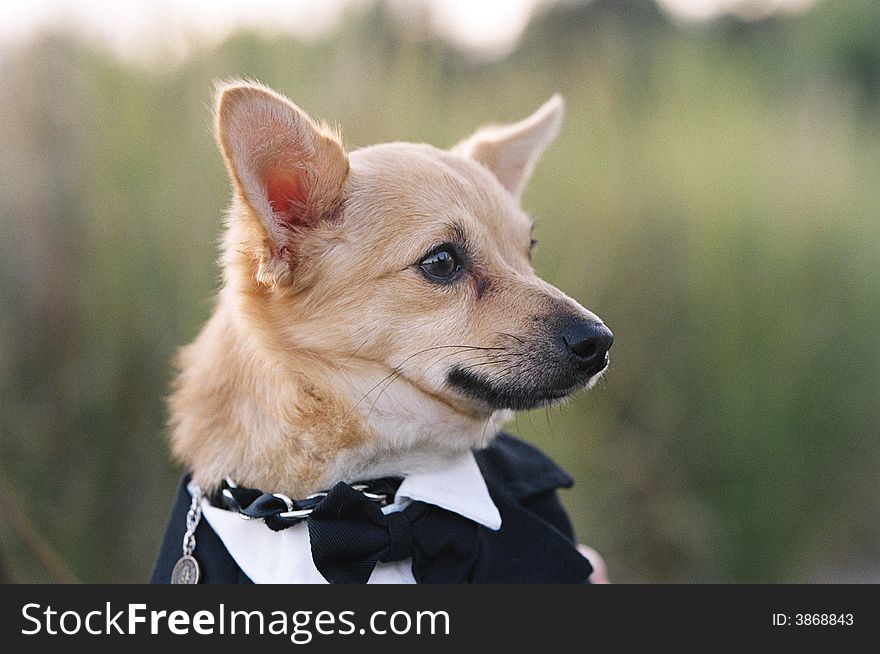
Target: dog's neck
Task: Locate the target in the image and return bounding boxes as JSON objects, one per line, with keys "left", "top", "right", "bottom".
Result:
{"left": 169, "top": 296, "right": 502, "bottom": 498}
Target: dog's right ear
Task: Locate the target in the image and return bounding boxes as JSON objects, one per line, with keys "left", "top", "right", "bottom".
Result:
{"left": 453, "top": 95, "right": 563, "bottom": 201}
{"left": 215, "top": 82, "right": 349, "bottom": 285}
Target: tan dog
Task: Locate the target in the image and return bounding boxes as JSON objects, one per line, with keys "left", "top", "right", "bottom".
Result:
{"left": 169, "top": 81, "right": 612, "bottom": 501}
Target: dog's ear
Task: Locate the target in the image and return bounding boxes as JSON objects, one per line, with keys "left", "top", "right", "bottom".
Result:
{"left": 214, "top": 81, "right": 348, "bottom": 283}
{"left": 453, "top": 95, "right": 563, "bottom": 200}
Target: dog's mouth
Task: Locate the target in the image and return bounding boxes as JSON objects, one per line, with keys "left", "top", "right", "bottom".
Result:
{"left": 446, "top": 355, "right": 608, "bottom": 411}
{"left": 443, "top": 317, "right": 612, "bottom": 411}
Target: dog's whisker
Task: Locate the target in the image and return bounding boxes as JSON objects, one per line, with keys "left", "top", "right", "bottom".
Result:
{"left": 526, "top": 409, "right": 538, "bottom": 436}
{"left": 422, "top": 349, "right": 505, "bottom": 375}
{"left": 349, "top": 344, "right": 500, "bottom": 417}
{"left": 350, "top": 366, "right": 405, "bottom": 415}
{"left": 383, "top": 344, "right": 504, "bottom": 375}
{"left": 364, "top": 366, "right": 410, "bottom": 427}
{"left": 338, "top": 325, "right": 381, "bottom": 370}
{"left": 491, "top": 331, "right": 526, "bottom": 345}
{"left": 544, "top": 407, "right": 554, "bottom": 438}
{"left": 479, "top": 414, "right": 493, "bottom": 446}
{"left": 362, "top": 348, "right": 517, "bottom": 427}
{"left": 435, "top": 351, "right": 510, "bottom": 371}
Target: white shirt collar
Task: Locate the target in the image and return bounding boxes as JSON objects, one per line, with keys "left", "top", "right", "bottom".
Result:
{"left": 191, "top": 449, "right": 500, "bottom": 584}
{"left": 389, "top": 449, "right": 502, "bottom": 530}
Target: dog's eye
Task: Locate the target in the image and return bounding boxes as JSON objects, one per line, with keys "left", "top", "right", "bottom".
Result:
{"left": 419, "top": 247, "right": 461, "bottom": 283}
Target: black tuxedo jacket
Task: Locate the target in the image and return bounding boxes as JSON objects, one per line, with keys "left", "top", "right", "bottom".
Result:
{"left": 151, "top": 433, "right": 592, "bottom": 583}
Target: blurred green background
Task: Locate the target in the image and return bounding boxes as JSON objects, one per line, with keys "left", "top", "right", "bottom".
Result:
{"left": 1, "top": 0, "right": 879, "bottom": 583}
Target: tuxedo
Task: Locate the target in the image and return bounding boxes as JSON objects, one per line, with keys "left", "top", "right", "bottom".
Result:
{"left": 151, "top": 433, "right": 593, "bottom": 584}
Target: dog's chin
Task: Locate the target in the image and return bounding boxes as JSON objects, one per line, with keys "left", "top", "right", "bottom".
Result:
{"left": 445, "top": 366, "right": 603, "bottom": 412}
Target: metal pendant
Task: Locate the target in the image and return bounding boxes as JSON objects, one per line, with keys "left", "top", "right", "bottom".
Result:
{"left": 172, "top": 485, "right": 204, "bottom": 584}
{"left": 171, "top": 554, "right": 201, "bottom": 584}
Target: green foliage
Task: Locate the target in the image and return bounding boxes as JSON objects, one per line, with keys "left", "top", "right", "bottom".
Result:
{"left": 1, "top": 0, "right": 878, "bottom": 582}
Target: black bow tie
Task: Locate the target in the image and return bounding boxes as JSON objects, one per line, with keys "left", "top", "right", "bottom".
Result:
{"left": 213, "top": 479, "right": 481, "bottom": 583}
{"left": 309, "top": 482, "right": 480, "bottom": 583}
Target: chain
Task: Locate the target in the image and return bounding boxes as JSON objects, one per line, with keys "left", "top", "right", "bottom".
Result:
{"left": 182, "top": 486, "right": 204, "bottom": 557}
{"left": 220, "top": 478, "right": 395, "bottom": 524}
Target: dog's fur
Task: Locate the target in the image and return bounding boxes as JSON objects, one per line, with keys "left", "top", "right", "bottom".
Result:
{"left": 169, "top": 82, "right": 608, "bottom": 498}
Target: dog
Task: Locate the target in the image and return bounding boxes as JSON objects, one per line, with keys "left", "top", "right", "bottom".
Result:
{"left": 151, "top": 81, "right": 612, "bottom": 584}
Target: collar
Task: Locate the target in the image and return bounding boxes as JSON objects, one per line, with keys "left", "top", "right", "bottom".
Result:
{"left": 153, "top": 433, "right": 592, "bottom": 584}
{"left": 189, "top": 450, "right": 501, "bottom": 584}
{"left": 387, "top": 449, "right": 502, "bottom": 531}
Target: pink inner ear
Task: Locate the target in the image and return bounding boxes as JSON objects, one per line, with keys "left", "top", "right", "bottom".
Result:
{"left": 265, "top": 168, "right": 310, "bottom": 227}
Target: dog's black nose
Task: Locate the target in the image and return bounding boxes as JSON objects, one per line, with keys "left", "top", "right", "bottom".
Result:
{"left": 560, "top": 319, "right": 613, "bottom": 374}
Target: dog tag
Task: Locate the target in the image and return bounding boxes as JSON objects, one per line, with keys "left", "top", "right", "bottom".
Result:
{"left": 171, "top": 554, "right": 200, "bottom": 584}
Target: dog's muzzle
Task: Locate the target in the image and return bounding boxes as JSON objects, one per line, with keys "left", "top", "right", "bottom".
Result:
{"left": 445, "top": 315, "right": 613, "bottom": 411}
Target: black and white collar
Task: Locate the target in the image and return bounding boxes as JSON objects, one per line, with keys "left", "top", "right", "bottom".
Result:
{"left": 189, "top": 450, "right": 501, "bottom": 584}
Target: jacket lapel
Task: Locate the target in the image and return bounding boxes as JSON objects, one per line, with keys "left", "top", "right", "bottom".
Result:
{"left": 472, "top": 433, "right": 593, "bottom": 583}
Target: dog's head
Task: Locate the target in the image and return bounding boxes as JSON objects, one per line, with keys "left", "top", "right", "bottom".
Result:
{"left": 215, "top": 82, "right": 611, "bottom": 421}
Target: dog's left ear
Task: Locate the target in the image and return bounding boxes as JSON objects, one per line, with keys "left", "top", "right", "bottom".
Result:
{"left": 214, "top": 81, "right": 349, "bottom": 284}
{"left": 453, "top": 95, "right": 563, "bottom": 200}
